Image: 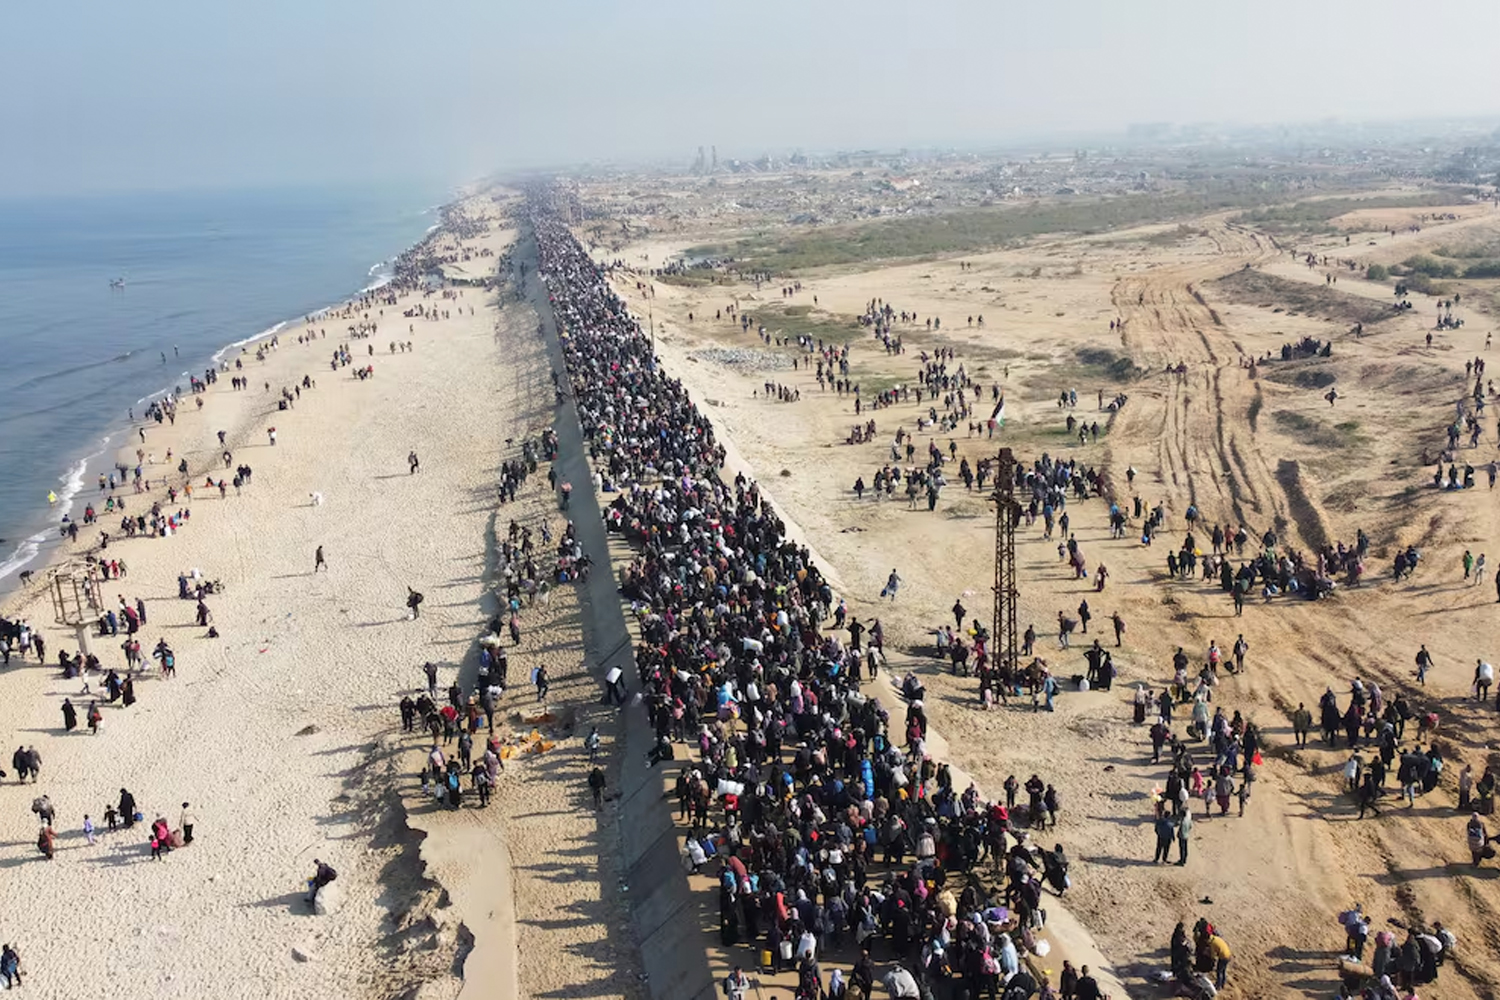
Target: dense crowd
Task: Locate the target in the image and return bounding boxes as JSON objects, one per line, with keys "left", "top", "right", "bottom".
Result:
{"left": 533, "top": 194, "right": 1088, "bottom": 1000}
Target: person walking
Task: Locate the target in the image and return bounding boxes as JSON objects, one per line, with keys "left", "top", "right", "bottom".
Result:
{"left": 1415, "top": 645, "right": 1433, "bottom": 685}
{"left": 305, "top": 859, "right": 338, "bottom": 904}
{"left": 1074, "top": 965, "right": 1103, "bottom": 1000}
{"left": 535, "top": 665, "right": 550, "bottom": 702}
{"left": 723, "top": 965, "right": 751, "bottom": 1000}
{"left": 1358, "top": 772, "right": 1382, "bottom": 819}
{"left": 1176, "top": 808, "right": 1192, "bottom": 865}
{"left": 0, "top": 943, "right": 21, "bottom": 989}
{"left": 408, "top": 450, "right": 420, "bottom": 474}
{"left": 1057, "top": 611, "right": 1077, "bottom": 649}
{"left": 1291, "top": 702, "right": 1312, "bottom": 747}
{"left": 1111, "top": 612, "right": 1126, "bottom": 647}
{"left": 1468, "top": 812, "right": 1492, "bottom": 866}
{"left": 1153, "top": 813, "right": 1175, "bottom": 863}
{"left": 881, "top": 569, "right": 902, "bottom": 601}
{"left": 314, "top": 546, "right": 327, "bottom": 573}
{"left": 588, "top": 765, "right": 606, "bottom": 809}
{"left": 180, "top": 802, "right": 195, "bottom": 845}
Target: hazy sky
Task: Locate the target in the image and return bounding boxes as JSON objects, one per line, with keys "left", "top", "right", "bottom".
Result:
{"left": 6, "top": 0, "right": 1499, "bottom": 195}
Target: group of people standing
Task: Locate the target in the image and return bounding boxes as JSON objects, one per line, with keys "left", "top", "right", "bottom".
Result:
{"left": 531, "top": 193, "right": 1103, "bottom": 1000}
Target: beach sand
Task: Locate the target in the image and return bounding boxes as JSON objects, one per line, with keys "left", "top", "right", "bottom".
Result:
{"left": 0, "top": 193, "right": 632, "bottom": 1000}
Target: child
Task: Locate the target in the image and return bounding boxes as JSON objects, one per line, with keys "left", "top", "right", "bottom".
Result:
{"left": 150, "top": 834, "right": 163, "bottom": 860}
{"left": 104, "top": 804, "right": 118, "bottom": 832}
{"left": 84, "top": 814, "right": 96, "bottom": 845}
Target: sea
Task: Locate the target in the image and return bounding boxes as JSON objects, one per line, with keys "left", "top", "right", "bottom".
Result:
{"left": 0, "top": 182, "right": 451, "bottom": 589}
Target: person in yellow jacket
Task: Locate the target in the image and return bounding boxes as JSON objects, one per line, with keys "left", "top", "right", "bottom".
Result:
{"left": 1209, "top": 933, "right": 1232, "bottom": 990}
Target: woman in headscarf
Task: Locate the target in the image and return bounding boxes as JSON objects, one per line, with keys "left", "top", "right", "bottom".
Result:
{"left": 1467, "top": 812, "right": 1490, "bottom": 867}
{"left": 823, "top": 968, "right": 846, "bottom": 1000}
{"left": 997, "top": 932, "right": 1019, "bottom": 979}
{"left": 1371, "top": 929, "right": 1394, "bottom": 980}
{"left": 1170, "top": 922, "right": 1192, "bottom": 981}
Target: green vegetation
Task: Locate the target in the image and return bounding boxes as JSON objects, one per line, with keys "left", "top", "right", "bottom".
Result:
{"left": 657, "top": 271, "right": 728, "bottom": 287}
{"left": 1211, "top": 268, "right": 1393, "bottom": 326}
{"left": 1401, "top": 272, "right": 1453, "bottom": 296}
{"left": 1075, "top": 346, "right": 1141, "bottom": 380}
{"left": 1402, "top": 253, "right": 1500, "bottom": 280}
{"left": 1365, "top": 263, "right": 1389, "bottom": 282}
{"left": 1271, "top": 410, "right": 1368, "bottom": 450}
{"left": 1433, "top": 240, "right": 1500, "bottom": 259}
{"left": 1403, "top": 255, "right": 1462, "bottom": 279}
{"left": 692, "top": 183, "right": 1345, "bottom": 272}
{"left": 1233, "top": 193, "right": 1461, "bottom": 234}
{"left": 753, "top": 303, "right": 861, "bottom": 345}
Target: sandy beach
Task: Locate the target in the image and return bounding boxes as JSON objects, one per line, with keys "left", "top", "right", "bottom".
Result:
{"left": 0, "top": 192, "right": 637, "bottom": 1000}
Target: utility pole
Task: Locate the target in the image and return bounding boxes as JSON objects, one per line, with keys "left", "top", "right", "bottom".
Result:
{"left": 991, "top": 448, "right": 1020, "bottom": 683}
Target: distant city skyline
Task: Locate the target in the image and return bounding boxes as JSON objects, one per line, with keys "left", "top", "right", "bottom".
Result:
{"left": 5, "top": 0, "right": 1499, "bottom": 195}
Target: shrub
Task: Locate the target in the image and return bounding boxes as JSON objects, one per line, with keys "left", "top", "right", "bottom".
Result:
{"left": 1366, "top": 263, "right": 1389, "bottom": 282}
{"left": 1403, "top": 255, "right": 1460, "bottom": 279}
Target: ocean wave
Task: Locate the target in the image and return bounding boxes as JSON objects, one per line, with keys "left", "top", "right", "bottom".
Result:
{"left": 0, "top": 448, "right": 101, "bottom": 583}
{"left": 361, "top": 262, "right": 395, "bottom": 293}
{"left": 0, "top": 534, "right": 44, "bottom": 583}
{"left": 210, "top": 319, "right": 288, "bottom": 365}
{"left": 55, "top": 456, "right": 90, "bottom": 520}
{"left": 0, "top": 429, "right": 111, "bottom": 582}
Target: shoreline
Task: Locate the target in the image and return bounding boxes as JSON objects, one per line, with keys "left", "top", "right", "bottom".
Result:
{"left": 0, "top": 192, "right": 532, "bottom": 999}
{"left": 0, "top": 198, "right": 460, "bottom": 608}
{"left": 0, "top": 195, "right": 450, "bottom": 601}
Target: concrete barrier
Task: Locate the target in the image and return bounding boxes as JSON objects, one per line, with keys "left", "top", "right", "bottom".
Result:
{"left": 522, "top": 230, "right": 716, "bottom": 1000}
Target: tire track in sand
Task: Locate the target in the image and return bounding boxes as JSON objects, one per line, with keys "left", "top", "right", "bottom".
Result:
{"left": 1108, "top": 218, "right": 1326, "bottom": 548}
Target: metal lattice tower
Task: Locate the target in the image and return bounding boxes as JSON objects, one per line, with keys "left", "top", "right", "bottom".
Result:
{"left": 991, "top": 448, "right": 1020, "bottom": 678}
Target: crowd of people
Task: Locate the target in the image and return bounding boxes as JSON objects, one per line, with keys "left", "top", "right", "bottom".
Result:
{"left": 533, "top": 193, "right": 1099, "bottom": 1000}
